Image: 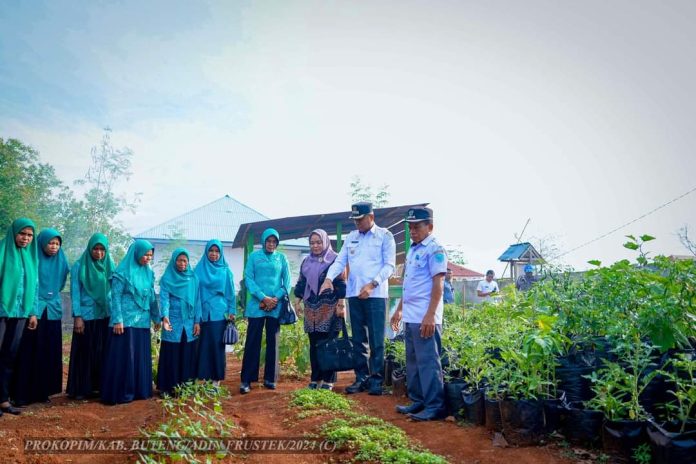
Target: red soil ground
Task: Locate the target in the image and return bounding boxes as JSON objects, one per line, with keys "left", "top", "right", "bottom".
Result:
{"left": 0, "top": 350, "right": 575, "bottom": 464}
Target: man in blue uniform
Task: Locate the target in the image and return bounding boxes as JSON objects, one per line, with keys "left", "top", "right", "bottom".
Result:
{"left": 443, "top": 268, "right": 455, "bottom": 304}
{"left": 516, "top": 264, "right": 538, "bottom": 292}
{"left": 390, "top": 207, "right": 447, "bottom": 421}
{"left": 321, "top": 202, "right": 396, "bottom": 396}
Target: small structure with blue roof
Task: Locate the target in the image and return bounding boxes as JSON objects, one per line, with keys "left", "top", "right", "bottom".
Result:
{"left": 498, "top": 242, "right": 544, "bottom": 281}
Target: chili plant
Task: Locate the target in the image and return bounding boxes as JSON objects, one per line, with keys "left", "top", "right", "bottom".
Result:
{"left": 659, "top": 352, "right": 696, "bottom": 433}
{"left": 585, "top": 339, "right": 658, "bottom": 421}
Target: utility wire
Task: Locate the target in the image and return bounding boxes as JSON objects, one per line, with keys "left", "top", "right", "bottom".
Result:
{"left": 552, "top": 185, "right": 696, "bottom": 260}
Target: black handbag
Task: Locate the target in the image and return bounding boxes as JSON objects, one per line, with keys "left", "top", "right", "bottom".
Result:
{"left": 222, "top": 321, "right": 239, "bottom": 345}
{"left": 277, "top": 294, "right": 297, "bottom": 325}
{"left": 316, "top": 318, "right": 355, "bottom": 372}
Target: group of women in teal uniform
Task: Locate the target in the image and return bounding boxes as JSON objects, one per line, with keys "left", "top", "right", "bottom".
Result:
{"left": 0, "top": 219, "right": 345, "bottom": 410}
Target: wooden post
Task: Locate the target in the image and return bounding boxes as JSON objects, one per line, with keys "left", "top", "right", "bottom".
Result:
{"left": 336, "top": 222, "right": 343, "bottom": 252}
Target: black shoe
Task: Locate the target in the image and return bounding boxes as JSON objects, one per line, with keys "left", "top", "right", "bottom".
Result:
{"left": 240, "top": 383, "right": 251, "bottom": 394}
{"left": 0, "top": 405, "right": 21, "bottom": 415}
{"left": 396, "top": 403, "right": 424, "bottom": 415}
{"left": 263, "top": 381, "right": 276, "bottom": 390}
{"left": 408, "top": 409, "right": 447, "bottom": 422}
{"left": 345, "top": 380, "right": 367, "bottom": 394}
{"left": 367, "top": 380, "right": 384, "bottom": 396}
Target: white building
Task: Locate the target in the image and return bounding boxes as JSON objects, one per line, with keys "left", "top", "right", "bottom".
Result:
{"left": 135, "top": 195, "right": 309, "bottom": 288}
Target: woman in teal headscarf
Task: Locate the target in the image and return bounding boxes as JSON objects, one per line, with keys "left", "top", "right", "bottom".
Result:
{"left": 66, "top": 233, "right": 115, "bottom": 400}
{"left": 11, "top": 228, "right": 69, "bottom": 406}
{"left": 195, "top": 239, "right": 235, "bottom": 386}
{"left": 0, "top": 218, "right": 39, "bottom": 415}
{"left": 101, "top": 240, "right": 160, "bottom": 404}
{"left": 240, "top": 228, "right": 290, "bottom": 394}
{"left": 157, "top": 248, "right": 201, "bottom": 396}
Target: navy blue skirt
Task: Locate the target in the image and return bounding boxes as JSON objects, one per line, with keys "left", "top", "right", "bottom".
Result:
{"left": 11, "top": 312, "right": 63, "bottom": 405}
{"left": 196, "top": 320, "right": 226, "bottom": 381}
{"left": 66, "top": 318, "right": 109, "bottom": 398}
{"left": 157, "top": 331, "right": 198, "bottom": 395}
{"left": 101, "top": 327, "right": 152, "bottom": 404}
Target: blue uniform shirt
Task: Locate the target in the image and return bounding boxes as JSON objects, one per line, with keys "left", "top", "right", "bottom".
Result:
{"left": 160, "top": 288, "right": 202, "bottom": 343}
{"left": 326, "top": 223, "right": 396, "bottom": 299}
{"left": 200, "top": 277, "right": 235, "bottom": 322}
{"left": 244, "top": 249, "right": 291, "bottom": 319}
{"left": 402, "top": 234, "right": 448, "bottom": 324}
{"left": 443, "top": 280, "right": 455, "bottom": 304}
{"left": 108, "top": 276, "right": 159, "bottom": 328}
{"left": 70, "top": 261, "right": 108, "bottom": 320}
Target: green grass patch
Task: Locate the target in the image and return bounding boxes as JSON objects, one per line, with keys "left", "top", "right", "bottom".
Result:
{"left": 290, "top": 388, "right": 353, "bottom": 412}
{"left": 290, "top": 389, "right": 448, "bottom": 463}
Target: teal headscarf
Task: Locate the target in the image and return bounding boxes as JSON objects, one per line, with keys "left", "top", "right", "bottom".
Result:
{"left": 160, "top": 248, "right": 197, "bottom": 317}
{"left": 194, "top": 239, "right": 233, "bottom": 306}
{"left": 113, "top": 239, "right": 155, "bottom": 310}
{"left": 37, "top": 228, "right": 70, "bottom": 300}
{"left": 261, "top": 228, "right": 280, "bottom": 254}
{"left": 0, "top": 218, "right": 39, "bottom": 315}
{"left": 78, "top": 233, "right": 115, "bottom": 313}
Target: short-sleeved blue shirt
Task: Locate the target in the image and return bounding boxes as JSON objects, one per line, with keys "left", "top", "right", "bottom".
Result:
{"left": 402, "top": 234, "right": 448, "bottom": 324}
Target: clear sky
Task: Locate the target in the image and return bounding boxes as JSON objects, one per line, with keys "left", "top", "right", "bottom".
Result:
{"left": 2, "top": 0, "right": 695, "bottom": 275}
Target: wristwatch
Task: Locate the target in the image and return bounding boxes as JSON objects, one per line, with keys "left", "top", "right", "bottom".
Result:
{"left": 370, "top": 280, "right": 379, "bottom": 288}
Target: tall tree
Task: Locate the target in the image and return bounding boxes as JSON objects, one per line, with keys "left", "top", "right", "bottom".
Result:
{"left": 677, "top": 225, "right": 696, "bottom": 257}
{"left": 349, "top": 176, "right": 390, "bottom": 208}
{"left": 61, "top": 129, "right": 141, "bottom": 261}
{"left": 0, "top": 137, "right": 68, "bottom": 231}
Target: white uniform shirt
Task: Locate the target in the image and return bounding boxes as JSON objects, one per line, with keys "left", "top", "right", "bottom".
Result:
{"left": 476, "top": 279, "right": 499, "bottom": 298}
{"left": 402, "top": 234, "right": 447, "bottom": 324}
{"left": 326, "top": 223, "right": 396, "bottom": 299}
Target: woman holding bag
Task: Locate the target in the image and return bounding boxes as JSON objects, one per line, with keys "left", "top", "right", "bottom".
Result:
{"left": 294, "top": 229, "right": 346, "bottom": 391}
{"left": 240, "top": 228, "right": 290, "bottom": 394}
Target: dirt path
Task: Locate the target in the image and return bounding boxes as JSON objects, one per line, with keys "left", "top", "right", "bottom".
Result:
{"left": 0, "top": 353, "right": 573, "bottom": 463}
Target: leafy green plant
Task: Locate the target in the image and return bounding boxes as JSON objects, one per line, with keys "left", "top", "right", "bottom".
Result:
{"left": 660, "top": 352, "right": 696, "bottom": 432}
{"left": 151, "top": 329, "right": 161, "bottom": 381}
{"left": 290, "top": 388, "right": 352, "bottom": 413}
{"left": 632, "top": 443, "right": 652, "bottom": 464}
{"left": 321, "top": 416, "right": 446, "bottom": 463}
{"left": 291, "top": 389, "right": 448, "bottom": 463}
{"left": 138, "top": 381, "right": 234, "bottom": 463}
{"left": 278, "top": 321, "right": 311, "bottom": 376}
{"left": 585, "top": 339, "right": 658, "bottom": 421}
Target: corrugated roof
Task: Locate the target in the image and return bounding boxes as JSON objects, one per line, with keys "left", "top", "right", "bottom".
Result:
{"left": 135, "top": 195, "right": 269, "bottom": 243}
{"left": 447, "top": 262, "right": 485, "bottom": 278}
{"left": 232, "top": 204, "right": 429, "bottom": 257}
{"left": 498, "top": 242, "right": 543, "bottom": 262}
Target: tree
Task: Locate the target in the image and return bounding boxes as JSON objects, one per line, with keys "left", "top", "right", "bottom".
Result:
{"left": 445, "top": 246, "right": 468, "bottom": 266}
{"left": 60, "top": 129, "right": 141, "bottom": 261}
{"left": 677, "top": 225, "right": 696, "bottom": 257}
{"left": 528, "top": 233, "right": 566, "bottom": 269}
{"left": 349, "top": 176, "right": 390, "bottom": 208}
{"left": 0, "top": 137, "right": 69, "bottom": 232}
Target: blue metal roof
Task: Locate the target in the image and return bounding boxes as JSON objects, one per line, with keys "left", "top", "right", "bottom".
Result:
{"left": 135, "top": 195, "right": 307, "bottom": 248}
{"left": 498, "top": 242, "right": 535, "bottom": 261}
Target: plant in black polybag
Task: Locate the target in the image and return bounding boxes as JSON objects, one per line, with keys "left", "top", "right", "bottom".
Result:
{"left": 659, "top": 352, "right": 696, "bottom": 433}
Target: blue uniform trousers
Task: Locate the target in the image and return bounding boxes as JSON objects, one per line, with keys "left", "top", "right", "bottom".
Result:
{"left": 348, "top": 297, "right": 386, "bottom": 388}
{"left": 405, "top": 322, "right": 445, "bottom": 414}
